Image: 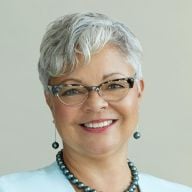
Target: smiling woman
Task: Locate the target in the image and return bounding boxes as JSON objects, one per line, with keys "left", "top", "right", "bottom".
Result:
{"left": 46, "top": 45, "right": 141, "bottom": 160}
{"left": 0, "top": 12, "right": 191, "bottom": 192}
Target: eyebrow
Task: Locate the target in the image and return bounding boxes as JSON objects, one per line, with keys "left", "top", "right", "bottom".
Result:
{"left": 60, "top": 73, "right": 126, "bottom": 84}
{"left": 103, "top": 73, "right": 126, "bottom": 79}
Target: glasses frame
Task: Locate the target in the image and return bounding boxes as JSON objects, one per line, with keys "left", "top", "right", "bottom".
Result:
{"left": 47, "top": 73, "right": 137, "bottom": 106}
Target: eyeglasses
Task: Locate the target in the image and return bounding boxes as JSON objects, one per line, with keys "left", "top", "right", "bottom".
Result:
{"left": 48, "top": 74, "right": 136, "bottom": 106}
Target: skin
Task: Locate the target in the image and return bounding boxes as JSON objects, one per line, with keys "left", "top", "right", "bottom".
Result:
{"left": 46, "top": 45, "right": 144, "bottom": 191}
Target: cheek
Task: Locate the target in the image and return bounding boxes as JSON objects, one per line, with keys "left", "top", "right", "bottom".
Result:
{"left": 53, "top": 101, "right": 78, "bottom": 126}
{"left": 116, "top": 92, "right": 139, "bottom": 128}
{"left": 119, "top": 92, "right": 139, "bottom": 114}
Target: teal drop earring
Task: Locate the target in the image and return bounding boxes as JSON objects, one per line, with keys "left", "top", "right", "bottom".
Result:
{"left": 133, "top": 122, "right": 141, "bottom": 139}
{"left": 133, "top": 131, "right": 141, "bottom": 139}
{"left": 52, "top": 120, "right": 59, "bottom": 149}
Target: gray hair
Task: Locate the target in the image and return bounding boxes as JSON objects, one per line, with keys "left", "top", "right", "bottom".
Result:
{"left": 38, "top": 12, "right": 143, "bottom": 91}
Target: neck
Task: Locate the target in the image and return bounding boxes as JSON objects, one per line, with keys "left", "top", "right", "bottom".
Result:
{"left": 62, "top": 147, "right": 133, "bottom": 192}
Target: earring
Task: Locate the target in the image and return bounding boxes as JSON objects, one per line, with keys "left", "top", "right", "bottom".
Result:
{"left": 133, "top": 131, "right": 141, "bottom": 139}
{"left": 133, "top": 122, "right": 141, "bottom": 139}
{"left": 52, "top": 120, "right": 59, "bottom": 149}
{"left": 52, "top": 141, "right": 59, "bottom": 149}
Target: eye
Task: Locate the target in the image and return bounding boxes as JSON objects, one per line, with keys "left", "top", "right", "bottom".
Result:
{"left": 60, "top": 86, "right": 87, "bottom": 97}
{"left": 107, "top": 83, "right": 124, "bottom": 89}
{"left": 61, "top": 88, "right": 81, "bottom": 96}
{"left": 105, "top": 81, "right": 127, "bottom": 90}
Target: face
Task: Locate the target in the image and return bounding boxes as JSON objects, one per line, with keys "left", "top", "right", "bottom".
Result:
{"left": 46, "top": 45, "right": 144, "bottom": 159}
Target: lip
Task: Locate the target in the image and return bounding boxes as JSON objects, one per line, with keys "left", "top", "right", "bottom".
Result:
{"left": 79, "top": 119, "right": 118, "bottom": 133}
{"left": 80, "top": 119, "right": 117, "bottom": 124}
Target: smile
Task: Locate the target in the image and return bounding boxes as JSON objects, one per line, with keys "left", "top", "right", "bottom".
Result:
{"left": 82, "top": 120, "right": 113, "bottom": 129}
{"left": 80, "top": 119, "right": 118, "bottom": 133}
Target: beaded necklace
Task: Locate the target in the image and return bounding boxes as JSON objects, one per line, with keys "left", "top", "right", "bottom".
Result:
{"left": 56, "top": 150, "right": 139, "bottom": 192}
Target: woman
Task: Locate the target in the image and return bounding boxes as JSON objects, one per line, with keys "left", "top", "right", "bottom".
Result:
{"left": 0, "top": 12, "right": 191, "bottom": 192}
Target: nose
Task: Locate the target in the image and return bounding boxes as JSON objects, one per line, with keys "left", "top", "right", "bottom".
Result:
{"left": 82, "top": 91, "right": 109, "bottom": 113}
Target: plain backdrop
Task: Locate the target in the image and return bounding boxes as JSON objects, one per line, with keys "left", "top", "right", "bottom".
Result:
{"left": 0, "top": 0, "right": 191, "bottom": 187}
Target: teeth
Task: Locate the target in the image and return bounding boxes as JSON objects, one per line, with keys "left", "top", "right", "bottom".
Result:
{"left": 83, "top": 120, "right": 113, "bottom": 129}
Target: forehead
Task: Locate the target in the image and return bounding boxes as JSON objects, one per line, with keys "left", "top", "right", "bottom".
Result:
{"left": 49, "top": 45, "right": 135, "bottom": 85}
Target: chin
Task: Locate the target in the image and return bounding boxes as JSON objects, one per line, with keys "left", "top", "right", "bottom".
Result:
{"left": 82, "top": 139, "right": 127, "bottom": 158}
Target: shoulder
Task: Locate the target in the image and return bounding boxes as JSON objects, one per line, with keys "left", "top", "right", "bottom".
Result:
{"left": 139, "top": 173, "right": 192, "bottom": 192}
{"left": 0, "top": 162, "right": 74, "bottom": 192}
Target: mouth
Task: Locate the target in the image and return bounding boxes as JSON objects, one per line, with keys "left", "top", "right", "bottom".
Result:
{"left": 79, "top": 119, "right": 118, "bottom": 133}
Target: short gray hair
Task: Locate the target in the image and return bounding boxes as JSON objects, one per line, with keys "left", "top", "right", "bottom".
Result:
{"left": 38, "top": 12, "right": 143, "bottom": 91}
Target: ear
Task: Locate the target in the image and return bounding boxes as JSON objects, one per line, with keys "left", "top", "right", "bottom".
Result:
{"left": 44, "top": 91, "right": 55, "bottom": 112}
{"left": 136, "top": 79, "right": 144, "bottom": 99}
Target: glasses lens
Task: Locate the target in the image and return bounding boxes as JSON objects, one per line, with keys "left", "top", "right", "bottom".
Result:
{"left": 100, "top": 80, "right": 129, "bottom": 101}
{"left": 58, "top": 85, "right": 88, "bottom": 105}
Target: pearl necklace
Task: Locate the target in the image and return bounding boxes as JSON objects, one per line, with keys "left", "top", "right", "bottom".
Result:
{"left": 56, "top": 150, "right": 139, "bottom": 192}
